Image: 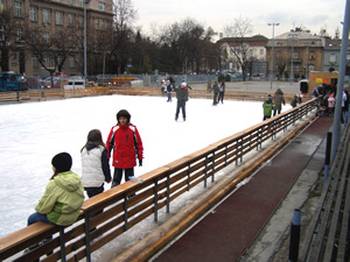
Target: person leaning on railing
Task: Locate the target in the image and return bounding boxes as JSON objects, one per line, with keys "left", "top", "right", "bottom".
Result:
{"left": 27, "top": 152, "right": 84, "bottom": 227}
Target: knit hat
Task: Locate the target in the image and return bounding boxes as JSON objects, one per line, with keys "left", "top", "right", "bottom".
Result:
{"left": 116, "top": 109, "right": 131, "bottom": 123}
{"left": 51, "top": 152, "right": 72, "bottom": 172}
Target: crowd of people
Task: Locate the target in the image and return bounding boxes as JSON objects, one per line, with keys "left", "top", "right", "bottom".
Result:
{"left": 28, "top": 109, "right": 144, "bottom": 230}
{"left": 312, "top": 83, "right": 350, "bottom": 123}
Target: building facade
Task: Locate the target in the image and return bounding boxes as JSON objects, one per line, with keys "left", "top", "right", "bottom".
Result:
{"left": 322, "top": 37, "right": 350, "bottom": 75}
{"left": 0, "top": 0, "right": 113, "bottom": 76}
{"left": 266, "top": 28, "right": 324, "bottom": 80}
{"left": 217, "top": 35, "right": 268, "bottom": 78}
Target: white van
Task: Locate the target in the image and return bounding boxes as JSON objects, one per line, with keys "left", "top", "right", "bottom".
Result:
{"left": 64, "top": 77, "right": 85, "bottom": 89}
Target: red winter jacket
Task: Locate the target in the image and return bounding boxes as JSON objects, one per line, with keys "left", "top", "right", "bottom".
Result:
{"left": 106, "top": 123, "right": 143, "bottom": 169}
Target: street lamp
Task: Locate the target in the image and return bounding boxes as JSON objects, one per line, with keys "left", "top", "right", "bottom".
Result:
{"left": 268, "top": 22, "right": 280, "bottom": 89}
{"left": 83, "top": 0, "right": 90, "bottom": 82}
{"left": 288, "top": 32, "right": 297, "bottom": 82}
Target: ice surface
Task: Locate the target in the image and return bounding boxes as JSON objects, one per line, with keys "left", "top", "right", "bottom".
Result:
{"left": 0, "top": 94, "right": 268, "bottom": 236}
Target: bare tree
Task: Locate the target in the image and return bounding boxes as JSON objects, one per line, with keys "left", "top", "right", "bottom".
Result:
{"left": 224, "top": 16, "right": 253, "bottom": 80}
{"left": 111, "top": 0, "right": 137, "bottom": 73}
{"left": 0, "top": 3, "right": 22, "bottom": 71}
{"left": 23, "top": 24, "right": 77, "bottom": 86}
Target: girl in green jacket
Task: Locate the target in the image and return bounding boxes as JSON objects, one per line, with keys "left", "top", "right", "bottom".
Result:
{"left": 27, "top": 152, "right": 84, "bottom": 226}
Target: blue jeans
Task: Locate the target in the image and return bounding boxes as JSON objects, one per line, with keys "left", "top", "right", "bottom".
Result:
{"left": 27, "top": 212, "right": 50, "bottom": 226}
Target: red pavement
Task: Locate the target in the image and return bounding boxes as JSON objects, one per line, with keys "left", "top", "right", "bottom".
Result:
{"left": 154, "top": 117, "right": 332, "bottom": 262}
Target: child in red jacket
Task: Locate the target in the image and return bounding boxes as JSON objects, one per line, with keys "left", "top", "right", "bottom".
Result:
{"left": 106, "top": 109, "right": 144, "bottom": 187}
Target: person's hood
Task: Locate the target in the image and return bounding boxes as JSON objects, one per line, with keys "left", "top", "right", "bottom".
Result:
{"left": 54, "top": 171, "right": 82, "bottom": 192}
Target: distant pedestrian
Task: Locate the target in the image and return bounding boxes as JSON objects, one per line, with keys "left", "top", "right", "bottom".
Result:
{"left": 174, "top": 82, "right": 189, "bottom": 121}
{"left": 344, "top": 89, "right": 350, "bottom": 124}
{"left": 341, "top": 90, "right": 348, "bottom": 123}
{"left": 212, "top": 81, "right": 219, "bottom": 105}
{"left": 166, "top": 79, "right": 174, "bottom": 102}
{"left": 290, "top": 93, "right": 302, "bottom": 108}
{"left": 263, "top": 95, "right": 274, "bottom": 120}
{"left": 81, "top": 129, "right": 111, "bottom": 198}
{"left": 218, "top": 80, "right": 225, "bottom": 104}
{"left": 106, "top": 109, "right": 144, "bottom": 187}
{"left": 327, "top": 93, "right": 336, "bottom": 116}
{"left": 273, "top": 88, "right": 285, "bottom": 116}
{"left": 27, "top": 152, "right": 84, "bottom": 226}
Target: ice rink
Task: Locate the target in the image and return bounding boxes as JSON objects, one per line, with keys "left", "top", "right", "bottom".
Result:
{"left": 0, "top": 94, "right": 274, "bottom": 236}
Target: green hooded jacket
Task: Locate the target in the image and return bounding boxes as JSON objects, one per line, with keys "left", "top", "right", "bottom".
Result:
{"left": 263, "top": 100, "right": 273, "bottom": 117}
{"left": 35, "top": 171, "right": 84, "bottom": 226}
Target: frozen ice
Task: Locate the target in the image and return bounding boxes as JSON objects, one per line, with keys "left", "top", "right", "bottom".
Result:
{"left": 0, "top": 94, "right": 268, "bottom": 236}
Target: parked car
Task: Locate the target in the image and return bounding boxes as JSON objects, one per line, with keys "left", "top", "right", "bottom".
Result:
{"left": 0, "top": 71, "right": 28, "bottom": 92}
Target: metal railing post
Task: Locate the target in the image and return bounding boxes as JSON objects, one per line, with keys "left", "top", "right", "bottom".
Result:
{"left": 123, "top": 195, "right": 129, "bottom": 231}
{"left": 84, "top": 213, "right": 92, "bottom": 262}
{"left": 204, "top": 155, "right": 208, "bottom": 188}
{"left": 153, "top": 180, "right": 159, "bottom": 222}
{"left": 59, "top": 227, "right": 67, "bottom": 262}
{"left": 212, "top": 152, "right": 216, "bottom": 182}
{"left": 166, "top": 175, "right": 170, "bottom": 213}
{"left": 187, "top": 164, "right": 191, "bottom": 191}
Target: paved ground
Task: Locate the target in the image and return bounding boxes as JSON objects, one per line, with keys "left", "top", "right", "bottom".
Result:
{"left": 152, "top": 116, "right": 332, "bottom": 262}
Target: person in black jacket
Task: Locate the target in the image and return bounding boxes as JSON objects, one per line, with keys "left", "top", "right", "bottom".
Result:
{"left": 174, "top": 82, "right": 189, "bottom": 121}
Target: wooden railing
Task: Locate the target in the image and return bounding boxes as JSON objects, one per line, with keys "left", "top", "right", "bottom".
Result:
{"left": 0, "top": 99, "right": 318, "bottom": 262}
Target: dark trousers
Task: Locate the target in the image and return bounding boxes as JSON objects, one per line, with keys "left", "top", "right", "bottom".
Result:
{"left": 218, "top": 92, "right": 224, "bottom": 103}
{"left": 273, "top": 108, "right": 281, "bottom": 116}
{"left": 167, "top": 92, "right": 172, "bottom": 102}
{"left": 84, "top": 185, "right": 104, "bottom": 198}
{"left": 213, "top": 93, "right": 218, "bottom": 105}
{"left": 263, "top": 115, "right": 271, "bottom": 121}
{"left": 27, "top": 212, "right": 50, "bottom": 226}
{"left": 175, "top": 100, "right": 186, "bottom": 120}
{"left": 112, "top": 168, "right": 134, "bottom": 187}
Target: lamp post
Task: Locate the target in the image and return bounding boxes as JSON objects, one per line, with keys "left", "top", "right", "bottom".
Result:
{"left": 331, "top": 0, "right": 350, "bottom": 161}
{"left": 288, "top": 32, "right": 297, "bottom": 82}
{"left": 83, "top": 0, "right": 90, "bottom": 82}
{"left": 268, "top": 22, "right": 280, "bottom": 89}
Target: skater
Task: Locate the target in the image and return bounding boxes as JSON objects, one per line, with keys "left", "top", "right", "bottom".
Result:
{"left": 217, "top": 80, "right": 225, "bottom": 104}
{"left": 273, "top": 88, "right": 285, "bottom": 116}
{"left": 27, "top": 152, "right": 84, "bottom": 226}
{"left": 106, "top": 109, "right": 144, "bottom": 187}
{"left": 174, "top": 82, "right": 189, "bottom": 121}
{"left": 212, "top": 81, "right": 219, "bottom": 105}
{"left": 166, "top": 79, "right": 174, "bottom": 102}
{"left": 263, "top": 95, "right": 274, "bottom": 120}
{"left": 81, "top": 129, "right": 111, "bottom": 198}
{"left": 290, "top": 93, "right": 302, "bottom": 108}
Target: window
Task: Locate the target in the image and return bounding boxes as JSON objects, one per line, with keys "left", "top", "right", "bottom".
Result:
{"left": 32, "top": 56, "right": 39, "bottom": 69}
{"left": 260, "top": 49, "right": 264, "bottom": 56}
{"left": 347, "top": 54, "right": 350, "bottom": 61}
{"left": 30, "top": 6, "right": 38, "bottom": 22}
{"left": 55, "top": 11, "right": 63, "bottom": 25}
{"left": 67, "top": 14, "right": 74, "bottom": 26}
{"left": 69, "top": 57, "right": 75, "bottom": 68}
{"left": 43, "top": 32, "right": 49, "bottom": 43}
{"left": 98, "top": 1, "right": 105, "bottom": 11}
{"left": 0, "top": 0, "right": 4, "bottom": 11}
{"left": 329, "top": 54, "right": 336, "bottom": 63}
{"left": 14, "top": 0, "right": 23, "bottom": 17}
{"left": 0, "top": 26, "right": 4, "bottom": 42}
{"left": 78, "top": 16, "right": 84, "bottom": 27}
{"left": 16, "top": 28, "right": 23, "bottom": 42}
{"left": 42, "top": 9, "right": 51, "bottom": 24}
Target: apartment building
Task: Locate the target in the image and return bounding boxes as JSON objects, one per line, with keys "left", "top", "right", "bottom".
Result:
{"left": 0, "top": 0, "right": 113, "bottom": 76}
{"left": 266, "top": 28, "right": 324, "bottom": 80}
{"left": 217, "top": 35, "right": 268, "bottom": 77}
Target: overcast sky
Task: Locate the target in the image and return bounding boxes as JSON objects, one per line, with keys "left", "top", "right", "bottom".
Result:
{"left": 131, "top": 0, "right": 345, "bottom": 38}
